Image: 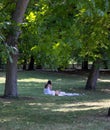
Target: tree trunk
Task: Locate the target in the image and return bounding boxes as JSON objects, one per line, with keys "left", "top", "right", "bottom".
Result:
{"left": 23, "top": 59, "right": 27, "bottom": 70}
{"left": 4, "top": 54, "right": 18, "bottom": 97}
{"left": 103, "top": 60, "right": 108, "bottom": 69}
{"left": 28, "top": 55, "right": 35, "bottom": 70}
{"left": 82, "top": 60, "right": 88, "bottom": 70}
{"left": 4, "top": 0, "right": 29, "bottom": 97}
{"left": 85, "top": 60, "right": 100, "bottom": 90}
{"left": 0, "top": 57, "right": 2, "bottom": 69}
{"left": 108, "top": 108, "right": 110, "bottom": 116}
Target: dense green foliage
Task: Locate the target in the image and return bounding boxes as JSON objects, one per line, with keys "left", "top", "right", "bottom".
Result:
{"left": 0, "top": 0, "right": 110, "bottom": 69}
{"left": 18, "top": 0, "right": 110, "bottom": 69}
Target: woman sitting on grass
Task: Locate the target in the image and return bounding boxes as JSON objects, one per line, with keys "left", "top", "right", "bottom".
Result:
{"left": 44, "top": 80, "right": 59, "bottom": 96}
{"left": 44, "top": 80, "right": 80, "bottom": 96}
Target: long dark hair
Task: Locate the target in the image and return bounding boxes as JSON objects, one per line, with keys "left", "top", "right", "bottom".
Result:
{"left": 44, "top": 80, "right": 52, "bottom": 88}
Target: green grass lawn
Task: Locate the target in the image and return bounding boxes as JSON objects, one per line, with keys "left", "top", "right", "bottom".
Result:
{"left": 0, "top": 70, "right": 110, "bottom": 130}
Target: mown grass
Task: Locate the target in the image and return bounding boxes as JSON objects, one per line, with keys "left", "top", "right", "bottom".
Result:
{"left": 0, "top": 70, "right": 110, "bottom": 130}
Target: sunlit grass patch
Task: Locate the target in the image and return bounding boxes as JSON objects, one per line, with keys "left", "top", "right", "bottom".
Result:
{"left": 18, "top": 78, "right": 48, "bottom": 83}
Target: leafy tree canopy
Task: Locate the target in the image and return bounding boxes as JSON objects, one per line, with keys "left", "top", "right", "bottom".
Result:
{"left": 1, "top": 0, "right": 110, "bottom": 69}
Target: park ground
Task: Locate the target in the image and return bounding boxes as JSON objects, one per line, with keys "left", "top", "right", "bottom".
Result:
{"left": 0, "top": 70, "right": 110, "bottom": 130}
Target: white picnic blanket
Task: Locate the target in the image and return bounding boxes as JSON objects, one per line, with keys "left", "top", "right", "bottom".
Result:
{"left": 44, "top": 88, "right": 80, "bottom": 96}
{"left": 58, "top": 92, "right": 80, "bottom": 96}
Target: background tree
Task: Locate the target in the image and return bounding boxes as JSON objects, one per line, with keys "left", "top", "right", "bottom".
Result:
{"left": 76, "top": 0, "right": 110, "bottom": 90}
{"left": 34, "top": 0, "right": 110, "bottom": 89}
{"left": 108, "top": 108, "right": 110, "bottom": 116}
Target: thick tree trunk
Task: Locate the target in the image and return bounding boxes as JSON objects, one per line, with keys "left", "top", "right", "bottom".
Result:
{"left": 4, "top": 0, "right": 29, "bottom": 97}
{"left": 85, "top": 60, "right": 100, "bottom": 90}
{"left": 4, "top": 54, "right": 18, "bottom": 97}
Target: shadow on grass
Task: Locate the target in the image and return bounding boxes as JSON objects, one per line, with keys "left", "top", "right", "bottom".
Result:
{"left": 0, "top": 96, "right": 109, "bottom": 125}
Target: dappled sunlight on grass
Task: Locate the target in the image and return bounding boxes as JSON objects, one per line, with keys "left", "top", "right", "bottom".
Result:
{"left": 0, "top": 71, "right": 110, "bottom": 130}
{"left": 101, "top": 89, "right": 110, "bottom": 94}
{"left": 0, "top": 117, "right": 12, "bottom": 123}
{"left": 28, "top": 102, "right": 56, "bottom": 110}
{"left": 56, "top": 78, "right": 62, "bottom": 81}
{"left": 51, "top": 100, "right": 110, "bottom": 112}
{"left": 0, "top": 77, "right": 5, "bottom": 83}
{"left": 98, "top": 79, "right": 110, "bottom": 82}
{"left": 18, "top": 78, "right": 48, "bottom": 83}
{"left": 2, "top": 101, "right": 11, "bottom": 106}
{"left": 28, "top": 102, "right": 37, "bottom": 106}
{"left": 26, "top": 98, "right": 110, "bottom": 114}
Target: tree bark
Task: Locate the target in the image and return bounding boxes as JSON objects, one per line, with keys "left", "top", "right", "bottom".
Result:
{"left": 82, "top": 60, "right": 88, "bottom": 70}
{"left": 85, "top": 60, "right": 100, "bottom": 90}
{"left": 28, "top": 55, "right": 35, "bottom": 70}
{"left": 0, "top": 57, "right": 2, "bottom": 69}
{"left": 23, "top": 59, "right": 27, "bottom": 70}
{"left": 108, "top": 108, "right": 110, "bottom": 116}
{"left": 4, "top": 54, "right": 18, "bottom": 97}
{"left": 103, "top": 60, "right": 108, "bottom": 69}
{"left": 4, "top": 0, "right": 29, "bottom": 97}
